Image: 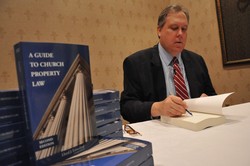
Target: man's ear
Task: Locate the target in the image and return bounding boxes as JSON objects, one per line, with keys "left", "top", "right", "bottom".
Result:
{"left": 157, "top": 27, "right": 161, "bottom": 38}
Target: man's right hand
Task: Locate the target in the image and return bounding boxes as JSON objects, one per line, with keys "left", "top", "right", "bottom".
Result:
{"left": 151, "top": 95, "right": 187, "bottom": 117}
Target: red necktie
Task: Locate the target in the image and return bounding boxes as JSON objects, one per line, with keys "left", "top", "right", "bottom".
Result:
{"left": 173, "top": 57, "right": 189, "bottom": 100}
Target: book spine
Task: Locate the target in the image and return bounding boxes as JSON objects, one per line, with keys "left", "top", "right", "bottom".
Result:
{"left": 0, "top": 137, "right": 28, "bottom": 160}
{"left": 97, "top": 120, "right": 122, "bottom": 137}
{"left": 0, "top": 121, "right": 26, "bottom": 142}
{"left": 139, "top": 156, "right": 154, "bottom": 166}
{"left": 0, "top": 105, "right": 24, "bottom": 125}
{"left": 14, "top": 43, "right": 36, "bottom": 164}
{"left": 0, "top": 90, "right": 21, "bottom": 107}
{"left": 0, "top": 90, "right": 20, "bottom": 98}
{"left": 96, "top": 109, "right": 121, "bottom": 127}
{"left": 103, "top": 129, "right": 123, "bottom": 138}
{"left": 0, "top": 97, "right": 22, "bottom": 107}
{"left": 94, "top": 100, "right": 120, "bottom": 116}
{"left": 0, "top": 152, "right": 30, "bottom": 166}
{"left": 93, "top": 90, "right": 119, "bottom": 105}
{"left": 14, "top": 43, "right": 30, "bottom": 131}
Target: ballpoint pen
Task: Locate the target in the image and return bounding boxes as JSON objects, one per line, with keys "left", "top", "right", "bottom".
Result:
{"left": 185, "top": 109, "right": 193, "bottom": 116}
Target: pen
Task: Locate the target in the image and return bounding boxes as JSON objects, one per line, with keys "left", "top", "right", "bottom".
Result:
{"left": 185, "top": 109, "right": 193, "bottom": 116}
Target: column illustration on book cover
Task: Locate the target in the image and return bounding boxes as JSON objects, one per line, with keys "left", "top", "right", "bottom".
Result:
{"left": 14, "top": 42, "right": 98, "bottom": 165}
{"left": 34, "top": 55, "right": 94, "bottom": 160}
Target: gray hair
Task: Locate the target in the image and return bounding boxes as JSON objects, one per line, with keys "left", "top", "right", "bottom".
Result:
{"left": 157, "top": 4, "right": 190, "bottom": 29}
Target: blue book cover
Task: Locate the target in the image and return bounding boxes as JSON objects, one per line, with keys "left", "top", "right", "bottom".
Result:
{"left": 14, "top": 42, "right": 98, "bottom": 165}
{"left": 53, "top": 137, "right": 153, "bottom": 166}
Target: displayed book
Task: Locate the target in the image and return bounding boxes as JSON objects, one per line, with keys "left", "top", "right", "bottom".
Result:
{"left": 161, "top": 92, "right": 234, "bottom": 131}
{"left": 14, "top": 42, "right": 98, "bottom": 165}
{"left": 93, "top": 89, "right": 119, "bottom": 105}
{"left": 0, "top": 104, "right": 24, "bottom": 125}
{"left": 97, "top": 120, "right": 122, "bottom": 137}
{"left": 94, "top": 100, "right": 120, "bottom": 117}
{"left": 0, "top": 89, "right": 21, "bottom": 107}
{"left": 96, "top": 107, "right": 121, "bottom": 127}
{"left": 0, "top": 90, "right": 20, "bottom": 98}
{"left": 140, "top": 156, "right": 154, "bottom": 166}
{"left": 0, "top": 90, "right": 24, "bottom": 125}
{"left": 0, "top": 136, "right": 28, "bottom": 160}
{"left": 0, "top": 121, "right": 26, "bottom": 142}
{"left": 106, "top": 130, "right": 123, "bottom": 138}
{"left": 53, "top": 137, "right": 153, "bottom": 166}
{"left": 0, "top": 152, "right": 30, "bottom": 166}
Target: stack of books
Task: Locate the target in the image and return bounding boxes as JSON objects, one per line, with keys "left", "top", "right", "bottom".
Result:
{"left": 0, "top": 90, "right": 30, "bottom": 165}
{"left": 9, "top": 41, "right": 153, "bottom": 165}
{"left": 93, "top": 89, "right": 123, "bottom": 138}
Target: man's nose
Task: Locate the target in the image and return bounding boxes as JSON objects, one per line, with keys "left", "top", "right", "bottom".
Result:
{"left": 177, "top": 28, "right": 183, "bottom": 36}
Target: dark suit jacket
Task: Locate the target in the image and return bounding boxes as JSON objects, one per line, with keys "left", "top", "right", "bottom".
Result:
{"left": 120, "top": 45, "right": 216, "bottom": 123}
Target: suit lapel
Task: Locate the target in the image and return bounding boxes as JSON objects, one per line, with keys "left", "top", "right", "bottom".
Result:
{"left": 151, "top": 45, "right": 166, "bottom": 101}
{"left": 181, "top": 51, "right": 197, "bottom": 98}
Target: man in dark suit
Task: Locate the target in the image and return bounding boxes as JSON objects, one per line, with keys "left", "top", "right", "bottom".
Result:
{"left": 120, "top": 4, "right": 216, "bottom": 123}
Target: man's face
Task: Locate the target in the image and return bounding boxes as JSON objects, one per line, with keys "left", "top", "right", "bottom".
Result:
{"left": 157, "top": 11, "right": 188, "bottom": 56}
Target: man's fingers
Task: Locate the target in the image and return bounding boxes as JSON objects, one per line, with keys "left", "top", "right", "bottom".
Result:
{"left": 169, "top": 96, "right": 186, "bottom": 114}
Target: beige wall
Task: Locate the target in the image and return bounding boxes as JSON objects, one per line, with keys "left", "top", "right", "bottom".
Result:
{"left": 0, "top": 0, "right": 167, "bottom": 89}
{"left": 0, "top": 0, "right": 249, "bottom": 105}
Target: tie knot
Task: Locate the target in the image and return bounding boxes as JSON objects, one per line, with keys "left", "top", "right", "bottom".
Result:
{"left": 172, "top": 57, "right": 179, "bottom": 65}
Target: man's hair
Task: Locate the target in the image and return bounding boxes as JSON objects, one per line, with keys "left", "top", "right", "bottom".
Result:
{"left": 157, "top": 4, "right": 189, "bottom": 29}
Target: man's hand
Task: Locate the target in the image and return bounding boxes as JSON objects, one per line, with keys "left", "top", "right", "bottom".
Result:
{"left": 151, "top": 95, "right": 187, "bottom": 117}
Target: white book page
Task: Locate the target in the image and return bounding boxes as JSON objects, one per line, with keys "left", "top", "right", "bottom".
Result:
{"left": 184, "top": 92, "right": 234, "bottom": 115}
{"left": 179, "top": 112, "right": 223, "bottom": 123}
{"left": 93, "top": 89, "right": 115, "bottom": 94}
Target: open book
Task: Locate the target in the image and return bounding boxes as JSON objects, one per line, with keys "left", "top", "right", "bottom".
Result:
{"left": 161, "top": 92, "right": 234, "bottom": 131}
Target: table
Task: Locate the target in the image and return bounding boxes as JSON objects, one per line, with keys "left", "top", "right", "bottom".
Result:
{"left": 124, "top": 102, "right": 250, "bottom": 166}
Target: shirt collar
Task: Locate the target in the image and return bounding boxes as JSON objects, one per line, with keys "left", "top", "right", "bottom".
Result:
{"left": 158, "top": 43, "right": 182, "bottom": 66}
